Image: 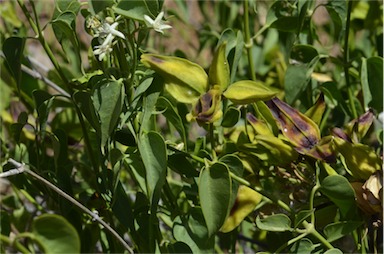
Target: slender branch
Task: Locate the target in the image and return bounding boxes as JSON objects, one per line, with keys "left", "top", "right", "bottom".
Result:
{"left": 243, "top": 0, "right": 257, "bottom": 81}
{"left": 6, "top": 159, "right": 134, "bottom": 254}
{"left": 303, "top": 221, "right": 334, "bottom": 249}
{"left": 0, "top": 234, "right": 30, "bottom": 254}
{"left": 344, "top": 0, "right": 357, "bottom": 119}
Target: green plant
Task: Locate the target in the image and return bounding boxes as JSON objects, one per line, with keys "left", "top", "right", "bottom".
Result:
{"left": 1, "top": 0, "right": 382, "bottom": 253}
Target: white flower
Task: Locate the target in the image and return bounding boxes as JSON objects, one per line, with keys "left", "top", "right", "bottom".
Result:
{"left": 92, "top": 18, "right": 125, "bottom": 61}
{"left": 144, "top": 11, "right": 172, "bottom": 34}
{"left": 93, "top": 41, "right": 113, "bottom": 61}
{"left": 96, "top": 22, "right": 125, "bottom": 40}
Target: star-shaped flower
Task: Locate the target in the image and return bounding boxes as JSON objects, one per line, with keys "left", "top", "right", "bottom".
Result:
{"left": 144, "top": 11, "right": 172, "bottom": 34}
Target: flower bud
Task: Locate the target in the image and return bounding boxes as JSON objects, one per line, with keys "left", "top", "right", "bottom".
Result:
{"left": 223, "top": 80, "right": 277, "bottom": 105}
{"left": 141, "top": 54, "right": 208, "bottom": 103}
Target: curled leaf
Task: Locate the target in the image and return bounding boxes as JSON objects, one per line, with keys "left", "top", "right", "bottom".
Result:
{"left": 247, "top": 113, "right": 274, "bottom": 136}
{"left": 141, "top": 54, "right": 208, "bottom": 103}
{"left": 266, "top": 97, "right": 320, "bottom": 153}
{"left": 345, "top": 110, "right": 375, "bottom": 142}
{"left": 187, "top": 86, "right": 223, "bottom": 125}
{"left": 209, "top": 42, "right": 230, "bottom": 92}
{"left": 223, "top": 80, "right": 277, "bottom": 105}
{"left": 333, "top": 137, "right": 382, "bottom": 180}
{"left": 305, "top": 93, "right": 326, "bottom": 125}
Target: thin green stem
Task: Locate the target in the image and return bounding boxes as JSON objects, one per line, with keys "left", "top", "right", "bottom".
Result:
{"left": 17, "top": 0, "right": 69, "bottom": 85}
{"left": 275, "top": 232, "right": 309, "bottom": 253}
{"left": 303, "top": 221, "right": 334, "bottom": 250}
{"left": 243, "top": 0, "right": 256, "bottom": 81}
{"left": 344, "top": 0, "right": 357, "bottom": 119}
{"left": 0, "top": 234, "right": 30, "bottom": 254}
{"left": 309, "top": 163, "right": 321, "bottom": 224}
{"left": 7, "top": 159, "right": 134, "bottom": 254}
{"left": 229, "top": 172, "right": 292, "bottom": 213}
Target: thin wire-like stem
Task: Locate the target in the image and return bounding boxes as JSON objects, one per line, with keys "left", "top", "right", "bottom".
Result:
{"left": 6, "top": 159, "right": 134, "bottom": 254}
{"left": 243, "top": 0, "right": 256, "bottom": 81}
{"left": 344, "top": 0, "right": 357, "bottom": 119}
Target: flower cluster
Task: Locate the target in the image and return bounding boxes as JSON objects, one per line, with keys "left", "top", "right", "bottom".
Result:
{"left": 89, "top": 17, "right": 125, "bottom": 61}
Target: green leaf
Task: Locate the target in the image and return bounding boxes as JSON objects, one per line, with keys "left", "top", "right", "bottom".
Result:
{"left": 256, "top": 214, "right": 292, "bottom": 232}
{"left": 92, "top": 78, "right": 124, "bottom": 146}
{"left": 290, "top": 238, "right": 316, "bottom": 253}
{"left": 113, "top": 0, "right": 151, "bottom": 21}
{"left": 324, "top": 248, "right": 343, "bottom": 254}
{"left": 168, "top": 153, "right": 198, "bottom": 177}
{"left": 284, "top": 52, "right": 319, "bottom": 104}
{"left": 138, "top": 131, "right": 167, "bottom": 207}
{"left": 33, "top": 90, "right": 54, "bottom": 134}
{"left": 173, "top": 208, "right": 214, "bottom": 253}
{"left": 3, "top": 37, "right": 25, "bottom": 88}
{"left": 89, "top": 0, "right": 114, "bottom": 14}
{"left": 199, "top": 162, "right": 231, "bottom": 237}
{"left": 0, "top": 2, "right": 22, "bottom": 27}
{"left": 325, "top": 0, "right": 347, "bottom": 36}
{"left": 361, "top": 57, "right": 383, "bottom": 112}
{"left": 32, "top": 214, "right": 80, "bottom": 254}
{"left": 73, "top": 91, "right": 100, "bottom": 132}
{"left": 221, "top": 106, "right": 240, "bottom": 127}
{"left": 324, "top": 221, "right": 363, "bottom": 243}
{"left": 168, "top": 241, "right": 192, "bottom": 253}
{"left": 320, "top": 175, "right": 357, "bottom": 218}
{"left": 112, "top": 182, "right": 135, "bottom": 233}
{"left": 157, "top": 96, "right": 187, "bottom": 145}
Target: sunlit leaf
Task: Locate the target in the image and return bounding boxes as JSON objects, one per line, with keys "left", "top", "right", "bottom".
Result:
{"left": 256, "top": 214, "right": 292, "bottom": 232}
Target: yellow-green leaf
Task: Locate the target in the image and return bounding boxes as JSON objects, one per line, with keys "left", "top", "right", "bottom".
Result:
{"left": 141, "top": 54, "right": 208, "bottom": 103}
{"left": 209, "top": 42, "right": 230, "bottom": 92}
{"left": 221, "top": 185, "right": 262, "bottom": 233}
{"left": 223, "top": 80, "right": 277, "bottom": 105}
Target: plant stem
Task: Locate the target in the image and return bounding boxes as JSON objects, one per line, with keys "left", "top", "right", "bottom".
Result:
{"left": 344, "top": 0, "right": 357, "bottom": 119}
{"left": 17, "top": 0, "right": 69, "bottom": 85}
{"left": 243, "top": 0, "right": 256, "bottom": 81}
{"left": 0, "top": 234, "right": 30, "bottom": 254}
{"left": 303, "top": 221, "right": 334, "bottom": 249}
{"left": 275, "top": 232, "right": 308, "bottom": 253}
{"left": 7, "top": 159, "right": 134, "bottom": 254}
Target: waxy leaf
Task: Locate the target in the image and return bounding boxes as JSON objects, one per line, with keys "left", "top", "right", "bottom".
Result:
{"left": 247, "top": 113, "right": 274, "bottom": 136}
{"left": 333, "top": 137, "right": 381, "bottom": 180}
{"left": 223, "top": 80, "right": 277, "bottom": 105}
{"left": 324, "top": 221, "right": 363, "bottom": 243}
{"left": 221, "top": 185, "right": 262, "bottom": 233}
{"left": 209, "top": 42, "right": 230, "bottom": 92}
{"left": 199, "top": 162, "right": 231, "bottom": 237}
{"left": 141, "top": 54, "right": 208, "bottom": 103}
{"left": 173, "top": 208, "right": 214, "bottom": 253}
{"left": 305, "top": 93, "right": 326, "bottom": 125}
{"left": 256, "top": 214, "right": 292, "bottom": 232}
{"left": 138, "top": 131, "right": 167, "bottom": 206}
{"left": 32, "top": 214, "right": 80, "bottom": 253}
{"left": 92, "top": 78, "right": 124, "bottom": 146}
{"left": 267, "top": 97, "right": 320, "bottom": 153}
{"left": 320, "top": 175, "right": 357, "bottom": 219}
{"left": 221, "top": 106, "right": 240, "bottom": 127}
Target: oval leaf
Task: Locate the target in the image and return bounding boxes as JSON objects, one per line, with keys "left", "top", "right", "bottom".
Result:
{"left": 256, "top": 214, "right": 292, "bottom": 232}
{"left": 32, "top": 214, "right": 80, "bottom": 254}
{"left": 199, "top": 162, "right": 231, "bottom": 237}
{"left": 138, "top": 131, "right": 167, "bottom": 206}
{"left": 223, "top": 80, "right": 277, "bottom": 105}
